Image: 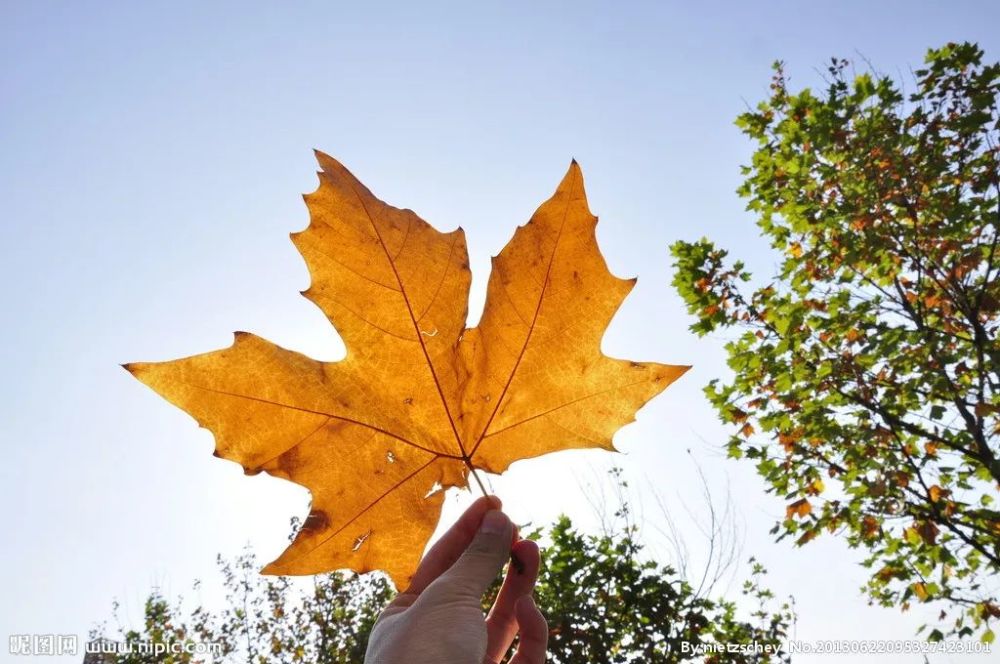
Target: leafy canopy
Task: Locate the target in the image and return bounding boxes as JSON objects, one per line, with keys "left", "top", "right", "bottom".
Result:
{"left": 672, "top": 42, "right": 1000, "bottom": 641}
{"left": 90, "top": 510, "right": 793, "bottom": 663}
{"left": 127, "top": 154, "right": 686, "bottom": 587}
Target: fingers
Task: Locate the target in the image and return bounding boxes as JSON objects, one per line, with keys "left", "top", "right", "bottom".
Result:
{"left": 509, "top": 596, "right": 548, "bottom": 664}
{"left": 431, "top": 510, "right": 514, "bottom": 598}
{"left": 403, "top": 494, "right": 501, "bottom": 597}
{"left": 485, "top": 539, "right": 540, "bottom": 662}
{"left": 508, "top": 596, "right": 548, "bottom": 664}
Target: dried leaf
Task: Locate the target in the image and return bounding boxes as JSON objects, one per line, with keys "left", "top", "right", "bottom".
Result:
{"left": 915, "top": 520, "right": 940, "bottom": 545}
{"left": 125, "top": 153, "right": 688, "bottom": 587}
{"left": 786, "top": 498, "right": 811, "bottom": 519}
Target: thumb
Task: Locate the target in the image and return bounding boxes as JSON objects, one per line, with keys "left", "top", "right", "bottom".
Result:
{"left": 436, "top": 510, "right": 513, "bottom": 598}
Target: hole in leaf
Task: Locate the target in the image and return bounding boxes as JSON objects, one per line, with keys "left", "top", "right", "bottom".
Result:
{"left": 386, "top": 451, "right": 396, "bottom": 464}
{"left": 352, "top": 529, "right": 372, "bottom": 552}
{"left": 424, "top": 481, "right": 443, "bottom": 499}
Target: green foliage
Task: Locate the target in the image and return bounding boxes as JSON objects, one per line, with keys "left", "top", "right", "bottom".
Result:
{"left": 671, "top": 42, "right": 1000, "bottom": 641}
{"left": 86, "top": 594, "right": 210, "bottom": 664}
{"left": 484, "top": 497, "right": 792, "bottom": 663}
{"left": 89, "top": 552, "right": 392, "bottom": 664}
{"left": 93, "top": 511, "right": 793, "bottom": 663}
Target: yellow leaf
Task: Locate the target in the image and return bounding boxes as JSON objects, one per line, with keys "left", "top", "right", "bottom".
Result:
{"left": 125, "top": 154, "right": 688, "bottom": 587}
{"left": 786, "top": 498, "right": 812, "bottom": 519}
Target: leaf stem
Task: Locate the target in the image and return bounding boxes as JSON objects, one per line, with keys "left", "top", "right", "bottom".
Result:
{"left": 467, "top": 463, "right": 489, "bottom": 497}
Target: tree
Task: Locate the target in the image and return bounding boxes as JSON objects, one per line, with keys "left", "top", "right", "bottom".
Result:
{"left": 671, "top": 42, "right": 1000, "bottom": 642}
{"left": 89, "top": 543, "right": 393, "bottom": 664}
{"left": 91, "top": 494, "right": 793, "bottom": 662}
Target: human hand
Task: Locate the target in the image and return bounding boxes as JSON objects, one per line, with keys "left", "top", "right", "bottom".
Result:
{"left": 364, "top": 495, "right": 548, "bottom": 664}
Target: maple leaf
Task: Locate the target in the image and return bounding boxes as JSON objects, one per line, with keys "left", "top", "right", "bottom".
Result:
{"left": 125, "top": 152, "right": 688, "bottom": 588}
{"left": 786, "top": 498, "right": 811, "bottom": 520}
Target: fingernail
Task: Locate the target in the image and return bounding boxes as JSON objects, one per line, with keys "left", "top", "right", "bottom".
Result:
{"left": 481, "top": 510, "right": 507, "bottom": 535}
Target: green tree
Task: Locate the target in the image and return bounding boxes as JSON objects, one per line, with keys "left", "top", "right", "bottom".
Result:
{"left": 86, "top": 593, "right": 216, "bottom": 664}
{"left": 671, "top": 42, "right": 1000, "bottom": 642}
{"left": 92, "top": 503, "right": 793, "bottom": 662}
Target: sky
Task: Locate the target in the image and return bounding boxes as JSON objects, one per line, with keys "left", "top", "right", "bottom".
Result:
{"left": 1, "top": 1, "right": 998, "bottom": 662}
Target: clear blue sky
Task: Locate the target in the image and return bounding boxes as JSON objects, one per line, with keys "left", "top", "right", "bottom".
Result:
{"left": 2, "top": 2, "right": 998, "bottom": 661}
